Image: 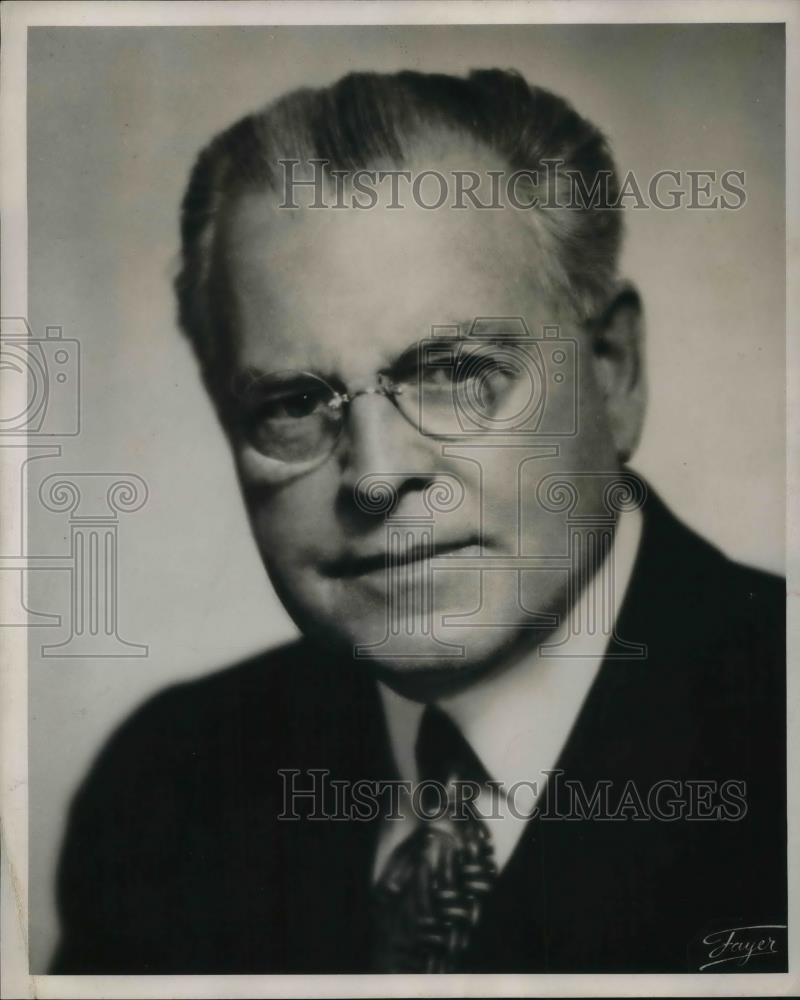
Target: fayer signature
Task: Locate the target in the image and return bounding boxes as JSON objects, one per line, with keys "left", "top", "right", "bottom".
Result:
{"left": 699, "top": 924, "right": 786, "bottom": 971}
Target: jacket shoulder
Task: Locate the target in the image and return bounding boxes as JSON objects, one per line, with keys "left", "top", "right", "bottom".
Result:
{"left": 637, "top": 487, "right": 784, "bottom": 631}
{"left": 51, "top": 640, "right": 316, "bottom": 972}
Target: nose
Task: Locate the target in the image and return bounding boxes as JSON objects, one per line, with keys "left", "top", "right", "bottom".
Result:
{"left": 337, "top": 392, "right": 437, "bottom": 521}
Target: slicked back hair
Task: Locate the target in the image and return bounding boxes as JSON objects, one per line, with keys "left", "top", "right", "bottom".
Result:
{"left": 174, "top": 69, "right": 622, "bottom": 398}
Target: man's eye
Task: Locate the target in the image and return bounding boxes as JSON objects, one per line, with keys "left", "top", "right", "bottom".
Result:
{"left": 457, "top": 356, "right": 519, "bottom": 382}
{"left": 258, "top": 388, "right": 327, "bottom": 420}
{"left": 243, "top": 381, "right": 332, "bottom": 425}
{"left": 418, "top": 353, "right": 519, "bottom": 386}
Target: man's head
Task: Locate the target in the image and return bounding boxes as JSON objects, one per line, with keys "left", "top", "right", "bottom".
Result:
{"left": 175, "top": 69, "right": 646, "bottom": 700}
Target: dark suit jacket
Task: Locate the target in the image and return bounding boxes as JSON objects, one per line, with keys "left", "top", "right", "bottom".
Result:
{"left": 51, "top": 491, "right": 787, "bottom": 973}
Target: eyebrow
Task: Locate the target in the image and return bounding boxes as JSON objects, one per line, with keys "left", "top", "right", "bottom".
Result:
{"left": 229, "top": 318, "right": 506, "bottom": 392}
{"left": 228, "top": 367, "right": 317, "bottom": 399}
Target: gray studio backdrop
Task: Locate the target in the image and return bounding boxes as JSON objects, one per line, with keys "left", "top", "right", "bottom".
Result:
{"left": 26, "top": 24, "right": 785, "bottom": 970}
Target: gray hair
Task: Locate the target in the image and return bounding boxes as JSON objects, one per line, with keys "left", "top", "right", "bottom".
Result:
{"left": 174, "top": 69, "right": 623, "bottom": 398}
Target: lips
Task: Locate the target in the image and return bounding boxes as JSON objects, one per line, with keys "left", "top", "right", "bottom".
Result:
{"left": 321, "top": 536, "right": 482, "bottom": 578}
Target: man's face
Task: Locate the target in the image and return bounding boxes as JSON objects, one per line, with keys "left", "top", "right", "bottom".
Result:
{"left": 215, "top": 159, "right": 633, "bottom": 699}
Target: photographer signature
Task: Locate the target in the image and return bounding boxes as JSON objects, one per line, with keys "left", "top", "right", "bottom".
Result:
{"left": 699, "top": 924, "right": 786, "bottom": 971}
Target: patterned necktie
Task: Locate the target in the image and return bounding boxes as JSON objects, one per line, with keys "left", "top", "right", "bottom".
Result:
{"left": 371, "top": 704, "right": 498, "bottom": 972}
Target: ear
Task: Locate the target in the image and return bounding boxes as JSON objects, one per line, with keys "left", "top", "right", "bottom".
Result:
{"left": 588, "top": 283, "right": 647, "bottom": 463}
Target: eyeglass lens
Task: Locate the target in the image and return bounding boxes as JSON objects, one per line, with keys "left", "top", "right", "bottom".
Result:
{"left": 236, "top": 339, "right": 543, "bottom": 463}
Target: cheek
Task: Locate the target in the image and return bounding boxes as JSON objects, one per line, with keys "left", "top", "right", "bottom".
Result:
{"left": 473, "top": 384, "right": 617, "bottom": 548}
{"left": 240, "top": 466, "right": 340, "bottom": 561}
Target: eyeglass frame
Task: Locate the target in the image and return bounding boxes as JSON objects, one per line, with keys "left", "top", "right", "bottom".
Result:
{"left": 226, "top": 330, "right": 552, "bottom": 471}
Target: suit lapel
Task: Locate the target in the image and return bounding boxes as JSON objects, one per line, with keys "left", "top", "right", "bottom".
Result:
{"left": 466, "top": 489, "right": 710, "bottom": 970}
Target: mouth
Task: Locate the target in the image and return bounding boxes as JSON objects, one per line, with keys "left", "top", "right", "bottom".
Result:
{"left": 321, "top": 536, "right": 483, "bottom": 579}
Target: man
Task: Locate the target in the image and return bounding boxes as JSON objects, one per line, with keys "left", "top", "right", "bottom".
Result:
{"left": 51, "top": 69, "right": 786, "bottom": 974}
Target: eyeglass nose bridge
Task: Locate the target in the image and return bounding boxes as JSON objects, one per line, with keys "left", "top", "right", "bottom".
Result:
{"left": 335, "top": 372, "right": 405, "bottom": 410}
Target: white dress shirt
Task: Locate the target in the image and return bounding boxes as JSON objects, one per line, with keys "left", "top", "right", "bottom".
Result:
{"left": 374, "top": 506, "right": 643, "bottom": 880}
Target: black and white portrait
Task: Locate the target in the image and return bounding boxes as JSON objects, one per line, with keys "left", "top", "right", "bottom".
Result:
{"left": 1, "top": 3, "right": 795, "bottom": 995}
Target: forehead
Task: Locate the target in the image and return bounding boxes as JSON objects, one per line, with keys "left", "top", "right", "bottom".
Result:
{"left": 216, "top": 168, "right": 562, "bottom": 378}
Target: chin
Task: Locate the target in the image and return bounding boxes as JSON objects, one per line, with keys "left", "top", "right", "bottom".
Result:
{"left": 344, "top": 621, "right": 533, "bottom": 701}
{"left": 277, "top": 571, "right": 562, "bottom": 697}
{"left": 363, "top": 651, "right": 497, "bottom": 702}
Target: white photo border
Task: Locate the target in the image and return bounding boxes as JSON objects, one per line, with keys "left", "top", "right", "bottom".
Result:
{"left": 1, "top": 2, "right": 797, "bottom": 997}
